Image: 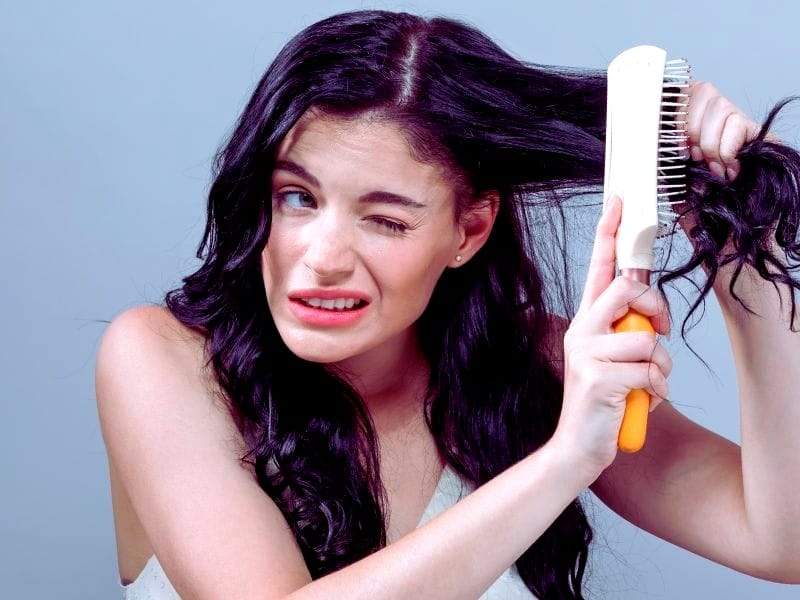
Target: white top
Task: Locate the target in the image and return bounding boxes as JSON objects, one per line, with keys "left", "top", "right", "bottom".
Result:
{"left": 120, "top": 465, "right": 536, "bottom": 599}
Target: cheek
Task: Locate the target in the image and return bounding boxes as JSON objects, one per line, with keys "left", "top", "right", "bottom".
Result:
{"left": 261, "top": 227, "right": 299, "bottom": 294}
{"left": 378, "top": 242, "right": 450, "bottom": 313}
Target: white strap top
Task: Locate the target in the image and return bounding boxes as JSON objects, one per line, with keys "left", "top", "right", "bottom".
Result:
{"left": 120, "top": 465, "right": 536, "bottom": 599}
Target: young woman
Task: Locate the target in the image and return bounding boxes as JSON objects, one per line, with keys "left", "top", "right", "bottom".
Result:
{"left": 96, "top": 10, "right": 800, "bottom": 599}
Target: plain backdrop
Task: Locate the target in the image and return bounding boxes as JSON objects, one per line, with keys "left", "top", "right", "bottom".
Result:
{"left": 2, "top": 1, "right": 799, "bottom": 598}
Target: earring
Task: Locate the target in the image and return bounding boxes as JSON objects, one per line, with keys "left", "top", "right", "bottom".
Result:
{"left": 455, "top": 255, "right": 463, "bottom": 262}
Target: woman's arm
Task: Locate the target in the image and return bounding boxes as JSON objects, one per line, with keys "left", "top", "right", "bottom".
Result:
{"left": 583, "top": 81, "right": 800, "bottom": 583}
{"left": 702, "top": 240, "right": 800, "bottom": 569}
{"left": 590, "top": 233, "right": 800, "bottom": 583}
{"left": 683, "top": 80, "right": 800, "bottom": 570}
{"left": 287, "top": 441, "right": 585, "bottom": 600}
{"left": 97, "top": 306, "right": 591, "bottom": 600}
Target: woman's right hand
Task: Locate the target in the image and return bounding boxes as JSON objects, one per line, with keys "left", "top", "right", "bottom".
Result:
{"left": 550, "top": 195, "right": 674, "bottom": 484}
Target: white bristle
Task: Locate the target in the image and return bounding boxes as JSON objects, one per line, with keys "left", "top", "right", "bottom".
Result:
{"left": 656, "top": 55, "right": 690, "bottom": 238}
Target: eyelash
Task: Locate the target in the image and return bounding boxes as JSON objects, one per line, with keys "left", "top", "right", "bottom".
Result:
{"left": 371, "top": 217, "right": 408, "bottom": 233}
{"left": 273, "top": 190, "right": 409, "bottom": 234}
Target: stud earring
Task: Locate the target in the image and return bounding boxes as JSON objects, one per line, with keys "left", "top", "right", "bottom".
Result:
{"left": 455, "top": 255, "right": 463, "bottom": 262}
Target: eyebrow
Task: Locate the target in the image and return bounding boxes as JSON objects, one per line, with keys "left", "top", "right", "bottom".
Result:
{"left": 274, "top": 159, "right": 427, "bottom": 209}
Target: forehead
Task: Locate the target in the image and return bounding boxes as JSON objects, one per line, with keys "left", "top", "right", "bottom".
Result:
{"left": 273, "top": 111, "right": 455, "bottom": 204}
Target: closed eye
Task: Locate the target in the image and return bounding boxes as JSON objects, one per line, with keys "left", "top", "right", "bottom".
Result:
{"left": 369, "top": 217, "right": 408, "bottom": 234}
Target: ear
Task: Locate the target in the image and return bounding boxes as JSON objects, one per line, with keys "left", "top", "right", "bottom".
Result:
{"left": 449, "top": 191, "right": 500, "bottom": 268}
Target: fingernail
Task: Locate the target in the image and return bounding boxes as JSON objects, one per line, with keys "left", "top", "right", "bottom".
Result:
{"left": 726, "top": 166, "right": 738, "bottom": 180}
{"left": 709, "top": 161, "right": 725, "bottom": 178}
{"left": 690, "top": 145, "right": 703, "bottom": 161}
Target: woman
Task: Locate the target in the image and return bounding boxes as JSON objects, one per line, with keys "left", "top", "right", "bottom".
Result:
{"left": 96, "top": 9, "right": 800, "bottom": 599}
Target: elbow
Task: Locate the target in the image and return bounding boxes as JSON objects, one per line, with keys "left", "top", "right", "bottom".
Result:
{"left": 765, "top": 559, "right": 800, "bottom": 585}
{"left": 750, "top": 544, "right": 800, "bottom": 584}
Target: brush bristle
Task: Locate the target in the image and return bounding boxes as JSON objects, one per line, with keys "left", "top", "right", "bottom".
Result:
{"left": 656, "top": 58, "right": 691, "bottom": 238}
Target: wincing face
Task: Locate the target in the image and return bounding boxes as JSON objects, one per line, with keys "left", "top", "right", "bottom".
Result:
{"left": 262, "top": 111, "right": 473, "bottom": 371}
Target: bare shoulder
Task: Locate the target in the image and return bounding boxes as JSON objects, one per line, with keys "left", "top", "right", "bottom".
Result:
{"left": 97, "top": 305, "right": 209, "bottom": 387}
{"left": 95, "top": 305, "right": 240, "bottom": 462}
{"left": 97, "top": 305, "right": 196, "bottom": 364}
{"left": 95, "top": 305, "right": 311, "bottom": 597}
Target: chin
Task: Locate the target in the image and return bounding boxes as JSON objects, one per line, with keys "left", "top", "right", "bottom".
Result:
{"left": 276, "top": 328, "right": 362, "bottom": 364}
{"left": 287, "top": 344, "right": 354, "bottom": 364}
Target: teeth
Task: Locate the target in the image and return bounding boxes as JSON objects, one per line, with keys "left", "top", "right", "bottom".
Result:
{"left": 298, "top": 297, "right": 364, "bottom": 311}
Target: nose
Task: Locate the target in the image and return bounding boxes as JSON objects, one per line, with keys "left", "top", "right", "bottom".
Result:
{"left": 302, "top": 208, "right": 356, "bottom": 280}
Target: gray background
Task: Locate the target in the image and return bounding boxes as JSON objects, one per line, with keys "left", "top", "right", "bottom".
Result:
{"left": 2, "top": 0, "right": 799, "bottom": 598}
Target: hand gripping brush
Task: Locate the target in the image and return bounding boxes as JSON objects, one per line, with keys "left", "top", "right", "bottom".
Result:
{"left": 603, "top": 45, "right": 691, "bottom": 453}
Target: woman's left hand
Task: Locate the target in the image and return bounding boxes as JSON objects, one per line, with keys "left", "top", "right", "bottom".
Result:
{"left": 679, "top": 80, "right": 780, "bottom": 241}
{"left": 685, "top": 79, "right": 771, "bottom": 181}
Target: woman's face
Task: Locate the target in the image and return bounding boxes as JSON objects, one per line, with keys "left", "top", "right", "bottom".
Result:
{"left": 262, "top": 111, "right": 465, "bottom": 366}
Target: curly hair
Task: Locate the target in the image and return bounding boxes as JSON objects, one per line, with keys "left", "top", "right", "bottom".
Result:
{"left": 163, "top": 10, "right": 800, "bottom": 598}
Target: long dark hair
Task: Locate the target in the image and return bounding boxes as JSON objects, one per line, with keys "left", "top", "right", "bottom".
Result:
{"left": 164, "top": 10, "right": 800, "bottom": 598}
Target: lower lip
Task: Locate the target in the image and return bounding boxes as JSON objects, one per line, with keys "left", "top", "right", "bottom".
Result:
{"left": 288, "top": 299, "right": 369, "bottom": 327}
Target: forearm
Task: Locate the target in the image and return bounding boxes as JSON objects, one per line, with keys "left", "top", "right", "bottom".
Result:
{"left": 282, "top": 442, "right": 589, "bottom": 600}
{"left": 710, "top": 252, "right": 800, "bottom": 572}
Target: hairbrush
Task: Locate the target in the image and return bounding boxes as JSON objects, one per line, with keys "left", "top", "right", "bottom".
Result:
{"left": 603, "top": 45, "right": 691, "bottom": 453}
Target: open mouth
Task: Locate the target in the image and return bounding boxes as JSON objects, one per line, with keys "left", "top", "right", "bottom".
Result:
{"left": 292, "top": 298, "right": 369, "bottom": 311}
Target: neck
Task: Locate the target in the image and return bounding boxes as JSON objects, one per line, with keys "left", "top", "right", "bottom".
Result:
{"left": 327, "top": 328, "right": 431, "bottom": 434}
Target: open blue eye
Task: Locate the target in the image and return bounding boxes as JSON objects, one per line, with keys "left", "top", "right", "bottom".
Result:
{"left": 276, "top": 190, "right": 316, "bottom": 208}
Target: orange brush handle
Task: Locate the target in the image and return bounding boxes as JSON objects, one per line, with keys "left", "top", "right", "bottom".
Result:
{"left": 613, "top": 308, "right": 655, "bottom": 453}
